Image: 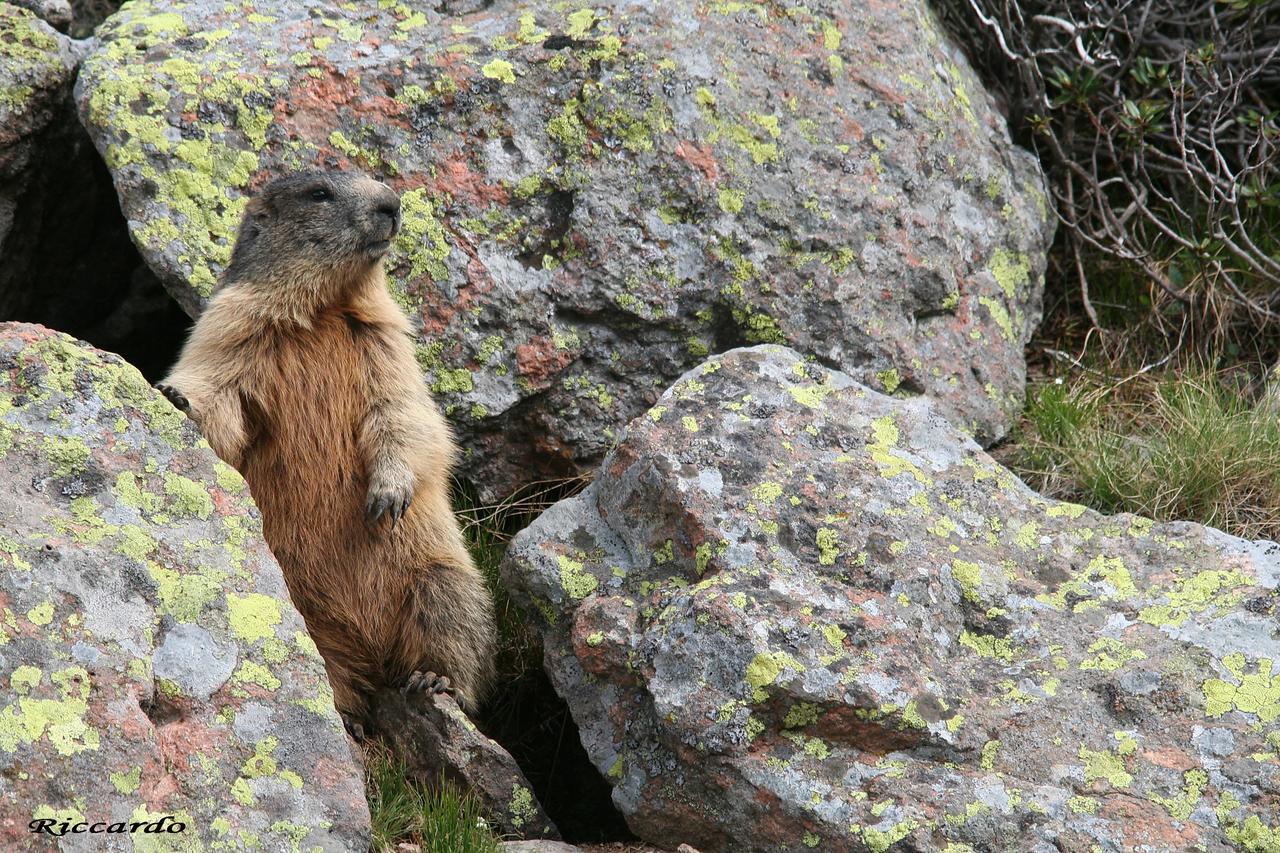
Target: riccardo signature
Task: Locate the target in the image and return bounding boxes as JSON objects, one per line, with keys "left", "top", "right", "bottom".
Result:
{"left": 29, "top": 815, "right": 187, "bottom": 837}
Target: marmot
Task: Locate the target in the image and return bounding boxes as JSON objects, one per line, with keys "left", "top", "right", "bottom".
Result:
{"left": 159, "top": 170, "right": 495, "bottom": 720}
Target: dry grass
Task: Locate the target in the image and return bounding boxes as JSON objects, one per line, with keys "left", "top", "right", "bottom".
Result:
{"left": 454, "top": 474, "right": 592, "bottom": 677}
{"left": 1005, "top": 365, "right": 1280, "bottom": 540}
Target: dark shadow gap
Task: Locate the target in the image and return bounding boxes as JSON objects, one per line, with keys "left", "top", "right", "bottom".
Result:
{"left": 456, "top": 475, "right": 636, "bottom": 844}
{"left": 478, "top": 666, "right": 634, "bottom": 843}
{"left": 0, "top": 91, "right": 189, "bottom": 382}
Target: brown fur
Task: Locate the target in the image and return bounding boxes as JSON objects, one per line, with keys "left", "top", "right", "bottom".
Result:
{"left": 162, "top": 170, "right": 495, "bottom": 717}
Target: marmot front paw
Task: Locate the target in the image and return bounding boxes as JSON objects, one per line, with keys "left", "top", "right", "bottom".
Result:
{"left": 154, "top": 383, "right": 191, "bottom": 414}
{"left": 366, "top": 483, "right": 413, "bottom": 526}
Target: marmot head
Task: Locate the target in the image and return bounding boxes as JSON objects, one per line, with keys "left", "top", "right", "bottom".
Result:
{"left": 224, "top": 170, "right": 401, "bottom": 294}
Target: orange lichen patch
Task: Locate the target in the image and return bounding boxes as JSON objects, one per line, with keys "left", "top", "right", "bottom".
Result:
{"left": 10, "top": 325, "right": 44, "bottom": 346}
{"left": 210, "top": 489, "right": 240, "bottom": 516}
{"left": 274, "top": 66, "right": 409, "bottom": 144}
{"left": 1142, "top": 745, "right": 1197, "bottom": 772}
{"left": 118, "top": 695, "right": 156, "bottom": 741}
{"left": 604, "top": 443, "right": 640, "bottom": 481}
{"left": 861, "top": 73, "right": 909, "bottom": 107}
{"left": 867, "top": 191, "right": 898, "bottom": 215}
{"left": 462, "top": 253, "right": 494, "bottom": 292}
{"left": 605, "top": 696, "right": 634, "bottom": 736}
{"left": 640, "top": 783, "right": 731, "bottom": 847}
{"left": 153, "top": 717, "right": 224, "bottom": 776}
{"left": 142, "top": 770, "right": 182, "bottom": 806}
{"left": 675, "top": 140, "right": 717, "bottom": 182}
{"left": 515, "top": 336, "right": 576, "bottom": 383}
{"left": 424, "top": 154, "right": 510, "bottom": 208}
{"left": 1101, "top": 796, "right": 1202, "bottom": 849}
{"left": 838, "top": 115, "right": 866, "bottom": 144}
{"left": 433, "top": 49, "right": 474, "bottom": 76}
{"left": 889, "top": 229, "right": 926, "bottom": 267}
{"left": 573, "top": 636, "right": 611, "bottom": 675}
{"left": 816, "top": 707, "right": 928, "bottom": 754}
{"left": 0, "top": 814, "right": 32, "bottom": 846}
{"left": 312, "top": 754, "right": 359, "bottom": 787}
{"left": 399, "top": 282, "right": 458, "bottom": 337}
{"left": 272, "top": 66, "right": 358, "bottom": 135}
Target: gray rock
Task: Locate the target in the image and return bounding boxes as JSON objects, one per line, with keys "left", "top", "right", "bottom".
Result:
{"left": 0, "top": 5, "right": 180, "bottom": 382}
{"left": 0, "top": 6, "right": 77, "bottom": 263}
{"left": 151, "top": 622, "right": 237, "bottom": 701}
{"left": 371, "top": 688, "right": 560, "bottom": 841}
{"left": 502, "top": 345, "right": 1280, "bottom": 852}
{"left": 76, "top": 0, "right": 1054, "bottom": 499}
{"left": 5, "top": 0, "right": 72, "bottom": 31}
{"left": 0, "top": 322, "right": 370, "bottom": 850}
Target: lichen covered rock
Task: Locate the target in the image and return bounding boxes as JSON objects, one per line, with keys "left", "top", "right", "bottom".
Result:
{"left": 0, "top": 4, "right": 75, "bottom": 168}
{"left": 0, "top": 323, "right": 370, "bottom": 849}
{"left": 0, "top": 5, "right": 77, "bottom": 312}
{"left": 502, "top": 345, "right": 1280, "bottom": 851}
{"left": 372, "top": 688, "right": 560, "bottom": 840}
{"left": 76, "top": 0, "right": 1053, "bottom": 498}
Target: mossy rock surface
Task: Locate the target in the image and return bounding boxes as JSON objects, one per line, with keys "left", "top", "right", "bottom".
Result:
{"left": 0, "top": 4, "right": 78, "bottom": 300}
{"left": 77, "top": 0, "right": 1053, "bottom": 499}
{"left": 503, "top": 344, "right": 1280, "bottom": 852}
{"left": 0, "top": 322, "right": 370, "bottom": 851}
{"left": 0, "top": 3, "right": 74, "bottom": 161}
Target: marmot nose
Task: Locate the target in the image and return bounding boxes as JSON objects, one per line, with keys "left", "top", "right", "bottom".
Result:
{"left": 376, "top": 197, "right": 401, "bottom": 234}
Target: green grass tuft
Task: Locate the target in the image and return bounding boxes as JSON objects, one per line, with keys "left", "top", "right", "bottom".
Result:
{"left": 454, "top": 476, "right": 591, "bottom": 679}
{"left": 1007, "top": 367, "right": 1280, "bottom": 540}
{"left": 364, "top": 741, "right": 501, "bottom": 853}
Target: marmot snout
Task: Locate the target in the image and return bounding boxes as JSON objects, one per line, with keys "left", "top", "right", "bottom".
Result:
{"left": 160, "top": 169, "right": 496, "bottom": 720}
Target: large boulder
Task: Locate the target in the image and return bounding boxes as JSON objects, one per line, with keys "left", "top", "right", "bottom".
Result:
{"left": 0, "top": 323, "right": 370, "bottom": 850}
{"left": 502, "top": 345, "right": 1280, "bottom": 852}
{"left": 76, "top": 0, "right": 1054, "bottom": 498}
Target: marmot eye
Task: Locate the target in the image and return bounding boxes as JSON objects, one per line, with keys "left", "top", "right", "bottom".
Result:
{"left": 310, "top": 188, "right": 331, "bottom": 202}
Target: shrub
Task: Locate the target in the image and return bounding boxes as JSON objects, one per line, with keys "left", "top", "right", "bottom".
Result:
{"left": 937, "top": 0, "right": 1280, "bottom": 349}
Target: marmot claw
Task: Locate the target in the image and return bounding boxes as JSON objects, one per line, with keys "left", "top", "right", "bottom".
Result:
{"left": 401, "top": 670, "right": 453, "bottom": 697}
{"left": 366, "top": 486, "right": 413, "bottom": 526}
{"left": 154, "top": 383, "right": 191, "bottom": 414}
{"left": 341, "top": 712, "right": 367, "bottom": 742}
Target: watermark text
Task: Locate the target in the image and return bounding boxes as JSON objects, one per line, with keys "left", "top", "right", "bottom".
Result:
{"left": 29, "top": 815, "right": 186, "bottom": 837}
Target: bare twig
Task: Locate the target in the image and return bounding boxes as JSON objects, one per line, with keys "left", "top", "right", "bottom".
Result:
{"left": 936, "top": 0, "right": 1280, "bottom": 348}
